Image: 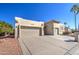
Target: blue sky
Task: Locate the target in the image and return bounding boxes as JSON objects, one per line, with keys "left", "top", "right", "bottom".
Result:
{"left": 0, "top": 3, "right": 79, "bottom": 29}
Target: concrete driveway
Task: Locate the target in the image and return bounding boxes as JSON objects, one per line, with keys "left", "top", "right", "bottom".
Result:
{"left": 18, "top": 35, "right": 78, "bottom": 55}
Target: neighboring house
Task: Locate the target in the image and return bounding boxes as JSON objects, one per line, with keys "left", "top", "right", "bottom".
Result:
{"left": 64, "top": 27, "right": 72, "bottom": 33}
{"left": 15, "top": 17, "right": 44, "bottom": 39}
{"left": 44, "top": 20, "right": 65, "bottom": 35}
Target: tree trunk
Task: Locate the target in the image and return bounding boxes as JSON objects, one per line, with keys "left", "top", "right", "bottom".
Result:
{"left": 74, "top": 13, "right": 78, "bottom": 42}
{"left": 75, "top": 13, "right": 77, "bottom": 31}
{"left": 5, "top": 32, "right": 8, "bottom": 37}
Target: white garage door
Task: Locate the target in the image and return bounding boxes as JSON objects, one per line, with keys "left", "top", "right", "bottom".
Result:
{"left": 20, "top": 27, "right": 40, "bottom": 37}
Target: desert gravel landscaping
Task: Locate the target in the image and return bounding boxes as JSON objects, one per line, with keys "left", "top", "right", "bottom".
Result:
{"left": 0, "top": 38, "right": 22, "bottom": 55}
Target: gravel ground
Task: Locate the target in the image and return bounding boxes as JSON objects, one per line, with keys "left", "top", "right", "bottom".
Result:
{"left": 0, "top": 38, "right": 22, "bottom": 55}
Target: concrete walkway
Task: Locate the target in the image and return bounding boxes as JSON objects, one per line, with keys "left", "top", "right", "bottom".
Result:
{"left": 19, "top": 35, "right": 78, "bottom": 55}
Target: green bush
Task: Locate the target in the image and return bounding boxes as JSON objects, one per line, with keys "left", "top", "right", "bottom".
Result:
{"left": 0, "top": 21, "right": 14, "bottom": 36}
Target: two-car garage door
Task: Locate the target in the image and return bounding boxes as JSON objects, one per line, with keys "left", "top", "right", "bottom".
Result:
{"left": 20, "top": 26, "right": 41, "bottom": 37}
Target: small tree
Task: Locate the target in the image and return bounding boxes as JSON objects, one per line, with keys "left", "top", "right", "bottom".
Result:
{"left": 0, "top": 21, "right": 13, "bottom": 36}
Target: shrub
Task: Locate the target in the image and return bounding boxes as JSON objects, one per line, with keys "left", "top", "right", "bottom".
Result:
{"left": 0, "top": 21, "right": 14, "bottom": 36}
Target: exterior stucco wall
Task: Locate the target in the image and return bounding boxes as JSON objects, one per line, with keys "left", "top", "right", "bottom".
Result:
{"left": 53, "top": 23, "right": 65, "bottom": 35}
{"left": 53, "top": 23, "right": 60, "bottom": 28}
{"left": 15, "top": 17, "right": 44, "bottom": 28}
{"left": 59, "top": 24, "right": 65, "bottom": 34}
{"left": 44, "top": 22, "right": 54, "bottom": 35}
{"left": 44, "top": 21, "right": 65, "bottom": 35}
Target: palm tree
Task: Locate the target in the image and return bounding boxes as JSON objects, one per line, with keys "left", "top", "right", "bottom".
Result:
{"left": 71, "top": 4, "right": 79, "bottom": 42}
{"left": 64, "top": 22, "right": 67, "bottom": 27}
{"left": 64, "top": 22, "right": 67, "bottom": 32}
{"left": 71, "top": 4, "right": 79, "bottom": 31}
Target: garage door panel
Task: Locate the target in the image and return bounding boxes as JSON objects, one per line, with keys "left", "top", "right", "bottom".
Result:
{"left": 20, "top": 28, "right": 40, "bottom": 37}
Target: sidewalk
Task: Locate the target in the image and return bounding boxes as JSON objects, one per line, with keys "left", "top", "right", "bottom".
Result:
{"left": 65, "top": 43, "right": 79, "bottom": 55}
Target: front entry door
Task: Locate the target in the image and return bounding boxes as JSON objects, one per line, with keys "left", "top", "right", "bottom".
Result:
{"left": 54, "top": 28, "right": 59, "bottom": 35}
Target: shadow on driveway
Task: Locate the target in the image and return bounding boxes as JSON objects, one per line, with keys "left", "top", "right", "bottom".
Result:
{"left": 65, "top": 40, "right": 75, "bottom": 42}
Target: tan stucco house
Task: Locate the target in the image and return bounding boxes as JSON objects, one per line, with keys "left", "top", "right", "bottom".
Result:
{"left": 44, "top": 20, "right": 65, "bottom": 35}
{"left": 15, "top": 17, "right": 44, "bottom": 39}
{"left": 15, "top": 17, "right": 71, "bottom": 38}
